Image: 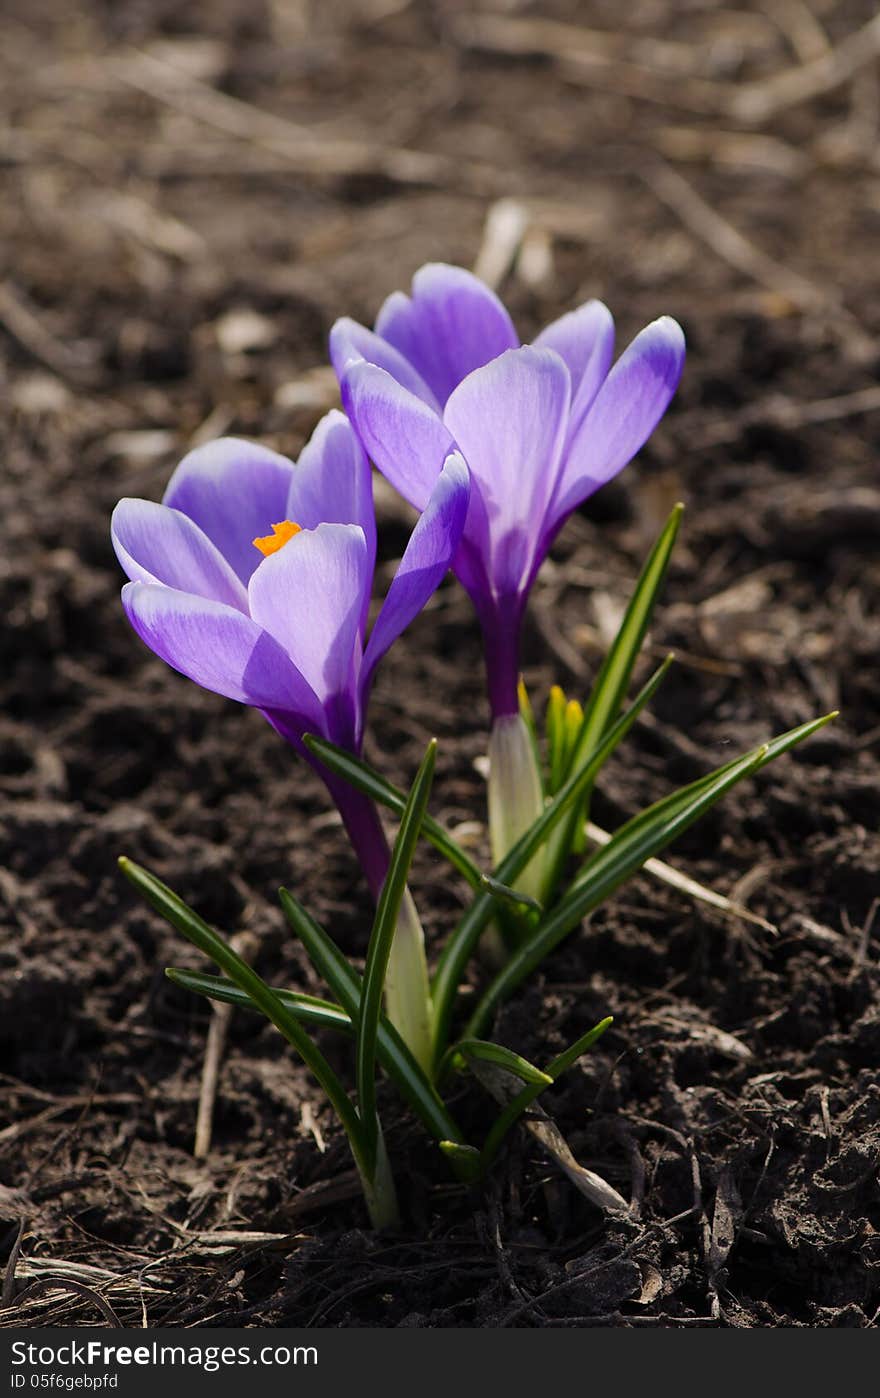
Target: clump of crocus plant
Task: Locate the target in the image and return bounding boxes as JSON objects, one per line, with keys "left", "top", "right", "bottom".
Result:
{"left": 112, "top": 411, "right": 469, "bottom": 1068}
{"left": 331, "top": 264, "right": 685, "bottom": 893}
{"left": 114, "top": 266, "right": 833, "bottom": 1231}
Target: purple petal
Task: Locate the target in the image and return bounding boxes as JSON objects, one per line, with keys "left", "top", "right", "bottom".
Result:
{"left": 341, "top": 360, "right": 454, "bottom": 512}
{"left": 442, "top": 346, "right": 571, "bottom": 601}
{"left": 111, "top": 499, "right": 248, "bottom": 611}
{"left": 329, "top": 318, "right": 440, "bottom": 410}
{"left": 163, "top": 438, "right": 295, "bottom": 586}
{"left": 287, "top": 410, "right": 377, "bottom": 634}
{"left": 247, "top": 522, "right": 370, "bottom": 708}
{"left": 375, "top": 263, "right": 519, "bottom": 405}
{"left": 450, "top": 525, "right": 494, "bottom": 616}
{"left": 361, "top": 452, "right": 470, "bottom": 693}
{"left": 533, "top": 299, "right": 615, "bottom": 436}
{"left": 551, "top": 316, "right": 685, "bottom": 522}
{"left": 121, "top": 581, "right": 319, "bottom": 721}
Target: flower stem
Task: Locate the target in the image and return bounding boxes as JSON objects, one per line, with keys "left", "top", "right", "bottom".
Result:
{"left": 488, "top": 713, "right": 546, "bottom": 902}
{"left": 381, "top": 887, "right": 433, "bottom": 1074}
{"left": 482, "top": 605, "right": 522, "bottom": 721}
{"left": 357, "top": 1127, "right": 400, "bottom": 1232}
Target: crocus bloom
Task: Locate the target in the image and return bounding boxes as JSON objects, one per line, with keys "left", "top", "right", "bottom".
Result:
{"left": 332, "top": 264, "right": 685, "bottom": 719}
{"left": 112, "top": 411, "right": 470, "bottom": 1064}
{"left": 331, "top": 264, "right": 684, "bottom": 887}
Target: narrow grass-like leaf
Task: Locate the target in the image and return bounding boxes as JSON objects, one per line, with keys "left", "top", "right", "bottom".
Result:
{"left": 467, "top": 751, "right": 766, "bottom": 1039}
{"left": 304, "top": 734, "right": 482, "bottom": 890}
{"left": 357, "top": 740, "right": 437, "bottom": 1168}
{"left": 699, "top": 711, "right": 835, "bottom": 786}
{"left": 543, "top": 504, "right": 683, "bottom": 893}
{"left": 564, "top": 699, "right": 588, "bottom": 855}
{"left": 465, "top": 712, "right": 834, "bottom": 1040}
{"left": 278, "top": 887, "right": 367, "bottom": 1015}
{"left": 574, "top": 503, "right": 683, "bottom": 769}
{"left": 277, "top": 888, "right": 464, "bottom": 1147}
{"left": 439, "top": 1140, "right": 483, "bottom": 1181}
{"left": 118, "top": 858, "right": 369, "bottom": 1168}
{"left": 546, "top": 685, "right": 567, "bottom": 795}
{"left": 167, "top": 968, "right": 348, "bottom": 1030}
{"left": 583, "top": 821, "right": 778, "bottom": 931}
{"left": 167, "top": 966, "right": 461, "bottom": 1146}
{"left": 449, "top": 1039, "right": 553, "bottom": 1087}
{"left": 516, "top": 677, "right": 545, "bottom": 805}
{"left": 545, "top": 1016, "right": 614, "bottom": 1078}
{"left": 481, "top": 1016, "right": 613, "bottom": 1166}
{"left": 563, "top": 699, "right": 585, "bottom": 770}
{"left": 430, "top": 654, "right": 673, "bottom": 1062}
{"left": 479, "top": 874, "right": 543, "bottom": 914}
{"left": 517, "top": 677, "right": 538, "bottom": 750}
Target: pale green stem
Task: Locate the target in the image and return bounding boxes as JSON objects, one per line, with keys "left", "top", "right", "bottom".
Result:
{"left": 331, "top": 782, "right": 434, "bottom": 1072}
{"left": 383, "top": 888, "right": 434, "bottom": 1075}
{"left": 488, "top": 712, "right": 546, "bottom": 901}
{"left": 357, "top": 1127, "right": 400, "bottom": 1231}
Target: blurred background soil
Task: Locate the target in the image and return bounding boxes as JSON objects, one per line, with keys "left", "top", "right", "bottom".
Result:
{"left": 1, "top": 0, "right": 879, "bottom": 1327}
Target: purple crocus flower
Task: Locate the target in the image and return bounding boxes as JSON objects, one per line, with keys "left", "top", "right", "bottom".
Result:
{"left": 331, "top": 264, "right": 684, "bottom": 891}
{"left": 112, "top": 411, "right": 469, "bottom": 1065}
{"left": 331, "top": 263, "right": 685, "bottom": 722}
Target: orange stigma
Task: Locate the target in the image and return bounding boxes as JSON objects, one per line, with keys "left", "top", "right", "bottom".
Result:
{"left": 252, "top": 519, "right": 301, "bottom": 557}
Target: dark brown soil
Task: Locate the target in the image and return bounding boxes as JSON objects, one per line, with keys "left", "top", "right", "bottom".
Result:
{"left": 2, "top": 0, "right": 879, "bottom": 1329}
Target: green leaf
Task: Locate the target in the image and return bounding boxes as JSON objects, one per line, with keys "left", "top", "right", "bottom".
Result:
{"left": 166, "top": 968, "right": 349, "bottom": 1030}
{"left": 430, "top": 653, "right": 674, "bottom": 1063}
{"left": 278, "top": 887, "right": 366, "bottom": 1015}
{"left": 166, "top": 966, "right": 462, "bottom": 1148}
{"left": 564, "top": 698, "right": 587, "bottom": 855}
{"left": 562, "top": 698, "right": 583, "bottom": 766}
{"left": 574, "top": 503, "right": 683, "bottom": 770}
{"left": 277, "top": 887, "right": 464, "bottom": 1148}
{"left": 514, "top": 683, "right": 545, "bottom": 807}
{"left": 357, "top": 740, "right": 437, "bottom": 1169}
{"left": 544, "top": 1015, "right": 614, "bottom": 1078}
{"left": 304, "top": 734, "right": 482, "bottom": 891}
{"left": 481, "top": 1017, "right": 613, "bottom": 1166}
{"left": 465, "top": 712, "right": 835, "bottom": 1041}
{"left": 544, "top": 503, "right": 683, "bottom": 892}
{"left": 449, "top": 1038, "right": 553, "bottom": 1088}
{"left": 517, "top": 678, "right": 538, "bottom": 750}
{"left": 479, "top": 873, "right": 543, "bottom": 914}
{"left": 438, "top": 1140, "right": 483, "bottom": 1181}
{"left": 118, "top": 857, "right": 369, "bottom": 1169}
{"left": 545, "top": 685, "right": 568, "bottom": 796}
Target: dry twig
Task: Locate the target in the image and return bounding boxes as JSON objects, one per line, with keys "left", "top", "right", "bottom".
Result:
{"left": 0, "top": 282, "right": 98, "bottom": 386}
{"left": 111, "top": 47, "right": 505, "bottom": 193}
{"left": 763, "top": 0, "right": 831, "bottom": 63}
{"left": 642, "top": 157, "right": 874, "bottom": 357}
{"left": 449, "top": 12, "right": 734, "bottom": 115}
{"left": 194, "top": 932, "right": 258, "bottom": 1160}
{"left": 469, "top": 1061, "right": 630, "bottom": 1216}
{"left": 694, "top": 384, "right": 880, "bottom": 448}
{"left": 585, "top": 822, "right": 778, "bottom": 935}
{"left": 730, "top": 12, "right": 880, "bottom": 124}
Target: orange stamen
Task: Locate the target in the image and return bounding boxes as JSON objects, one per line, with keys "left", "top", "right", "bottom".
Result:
{"left": 252, "top": 520, "right": 301, "bottom": 557}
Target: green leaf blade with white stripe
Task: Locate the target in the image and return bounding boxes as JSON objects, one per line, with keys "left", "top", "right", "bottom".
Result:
{"left": 119, "top": 857, "right": 368, "bottom": 1168}
{"left": 430, "top": 653, "right": 674, "bottom": 1062}
{"left": 357, "top": 740, "right": 437, "bottom": 1169}
{"left": 481, "top": 1016, "right": 614, "bottom": 1166}
{"left": 543, "top": 502, "right": 683, "bottom": 894}
{"left": 465, "top": 712, "right": 835, "bottom": 1040}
